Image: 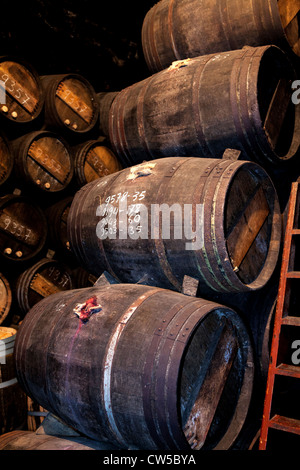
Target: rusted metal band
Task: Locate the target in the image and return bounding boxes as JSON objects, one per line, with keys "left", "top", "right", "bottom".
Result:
{"left": 145, "top": 2, "right": 163, "bottom": 73}
{"left": 191, "top": 56, "right": 216, "bottom": 157}
{"left": 102, "top": 288, "right": 159, "bottom": 447}
{"left": 191, "top": 160, "right": 230, "bottom": 292}
{"left": 109, "top": 86, "right": 133, "bottom": 166}
{"left": 167, "top": 0, "right": 181, "bottom": 61}
{"left": 143, "top": 299, "right": 214, "bottom": 449}
{"left": 153, "top": 159, "right": 189, "bottom": 291}
{"left": 136, "top": 76, "right": 158, "bottom": 161}
{"left": 229, "top": 48, "right": 257, "bottom": 159}
{"left": 238, "top": 46, "right": 276, "bottom": 164}
{"left": 218, "top": 0, "right": 240, "bottom": 51}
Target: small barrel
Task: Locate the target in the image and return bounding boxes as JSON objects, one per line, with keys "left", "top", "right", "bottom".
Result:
{"left": 46, "top": 197, "right": 74, "bottom": 256}
{"left": 0, "top": 56, "right": 44, "bottom": 124}
{"left": 0, "top": 273, "right": 12, "bottom": 325}
{"left": 0, "top": 327, "right": 27, "bottom": 434}
{"left": 0, "top": 133, "right": 13, "bottom": 189}
{"left": 41, "top": 74, "right": 99, "bottom": 136}
{"left": 0, "top": 430, "right": 116, "bottom": 450}
{"left": 11, "top": 130, "right": 74, "bottom": 194}
{"left": 0, "top": 194, "right": 48, "bottom": 264}
{"left": 14, "top": 283, "right": 254, "bottom": 450}
{"left": 142, "top": 0, "right": 300, "bottom": 74}
{"left": 109, "top": 45, "right": 299, "bottom": 168}
{"left": 15, "top": 258, "right": 73, "bottom": 314}
{"left": 73, "top": 139, "right": 122, "bottom": 186}
{"left": 97, "top": 92, "right": 119, "bottom": 137}
{"left": 67, "top": 157, "right": 281, "bottom": 295}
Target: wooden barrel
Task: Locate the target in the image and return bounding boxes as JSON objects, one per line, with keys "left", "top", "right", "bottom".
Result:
{"left": 0, "top": 430, "right": 117, "bottom": 450}
{"left": 67, "top": 157, "right": 281, "bottom": 295}
{"left": 0, "top": 56, "right": 44, "bottom": 124}
{"left": 0, "top": 327, "right": 27, "bottom": 434}
{"left": 0, "top": 133, "right": 13, "bottom": 189}
{"left": 0, "top": 273, "right": 12, "bottom": 325}
{"left": 97, "top": 92, "right": 119, "bottom": 137}
{"left": 73, "top": 139, "right": 122, "bottom": 187}
{"left": 15, "top": 258, "right": 73, "bottom": 314}
{"left": 108, "top": 45, "right": 299, "bottom": 168}
{"left": 71, "top": 267, "right": 98, "bottom": 289}
{"left": 142, "top": 0, "right": 300, "bottom": 74}
{"left": 0, "top": 194, "right": 48, "bottom": 264}
{"left": 11, "top": 130, "right": 74, "bottom": 194}
{"left": 14, "top": 283, "right": 254, "bottom": 450}
{"left": 46, "top": 197, "right": 74, "bottom": 256}
{"left": 41, "top": 74, "right": 99, "bottom": 136}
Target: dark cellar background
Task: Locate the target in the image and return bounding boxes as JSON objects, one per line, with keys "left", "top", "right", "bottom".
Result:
{"left": 0, "top": 0, "right": 156, "bottom": 91}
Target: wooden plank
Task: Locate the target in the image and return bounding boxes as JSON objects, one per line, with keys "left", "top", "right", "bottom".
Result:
{"left": 183, "top": 321, "right": 238, "bottom": 450}
{"left": 56, "top": 81, "right": 93, "bottom": 124}
{"left": 0, "top": 210, "right": 39, "bottom": 246}
{"left": 264, "top": 79, "right": 291, "bottom": 148}
{"left": 0, "top": 64, "right": 38, "bottom": 114}
{"left": 278, "top": 0, "right": 300, "bottom": 30}
{"left": 226, "top": 186, "right": 270, "bottom": 270}
{"left": 30, "top": 273, "right": 64, "bottom": 297}
{"left": 28, "top": 140, "right": 70, "bottom": 185}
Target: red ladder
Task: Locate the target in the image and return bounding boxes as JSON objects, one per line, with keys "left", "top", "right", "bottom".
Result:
{"left": 259, "top": 181, "right": 300, "bottom": 450}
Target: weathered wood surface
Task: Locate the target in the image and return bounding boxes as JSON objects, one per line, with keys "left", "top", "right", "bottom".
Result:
{"left": 142, "top": 0, "right": 300, "bottom": 73}
{"left": 67, "top": 156, "right": 281, "bottom": 294}
{"left": 14, "top": 283, "right": 254, "bottom": 450}
{"left": 108, "top": 46, "right": 299, "bottom": 168}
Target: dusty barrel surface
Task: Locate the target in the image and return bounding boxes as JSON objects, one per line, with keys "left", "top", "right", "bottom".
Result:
{"left": 109, "top": 46, "right": 299, "bottom": 167}
{"left": 0, "top": 273, "right": 12, "bottom": 325}
{"left": 16, "top": 258, "right": 73, "bottom": 314}
{"left": 0, "top": 430, "right": 116, "bottom": 450}
{"left": 73, "top": 139, "right": 122, "bottom": 187}
{"left": 142, "top": 0, "right": 300, "bottom": 74}
{"left": 0, "top": 327, "right": 26, "bottom": 434}
{"left": 41, "top": 74, "right": 99, "bottom": 136}
{"left": 0, "top": 194, "right": 48, "bottom": 264}
{"left": 14, "top": 283, "right": 254, "bottom": 450}
{"left": 11, "top": 131, "right": 74, "bottom": 194}
{"left": 67, "top": 157, "right": 281, "bottom": 294}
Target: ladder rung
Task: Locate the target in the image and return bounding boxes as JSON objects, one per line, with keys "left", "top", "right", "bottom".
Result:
{"left": 269, "top": 415, "right": 300, "bottom": 435}
{"left": 275, "top": 364, "right": 300, "bottom": 378}
{"left": 292, "top": 229, "right": 300, "bottom": 235}
{"left": 282, "top": 316, "right": 300, "bottom": 326}
{"left": 286, "top": 271, "right": 300, "bottom": 279}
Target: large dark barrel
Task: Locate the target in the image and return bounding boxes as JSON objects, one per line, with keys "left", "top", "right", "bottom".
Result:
{"left": 14, "top": 283, "right": 254, "bottom": 450}
{"left": 0, "top": 56, "right": 44, "bottom": 125}
{"left": 0, "top": 194, "right": 48, "bottom": 265}
{"left": 11, "top": 131, "right": 74, "bottom": 194}
{"left": 41, "top": 74, "right": 99, "bottom": 137}
{"left": 142, "top": 0, "right": 300, "bottom": 74}
{"left": 108, "top": 46, "right": 299, "bottom": 167}
{"left": 0, "top": 430, "right": 117, "bottom": 450}
{"left": 67, "top": 157, "right": 281, "bottom": 295}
